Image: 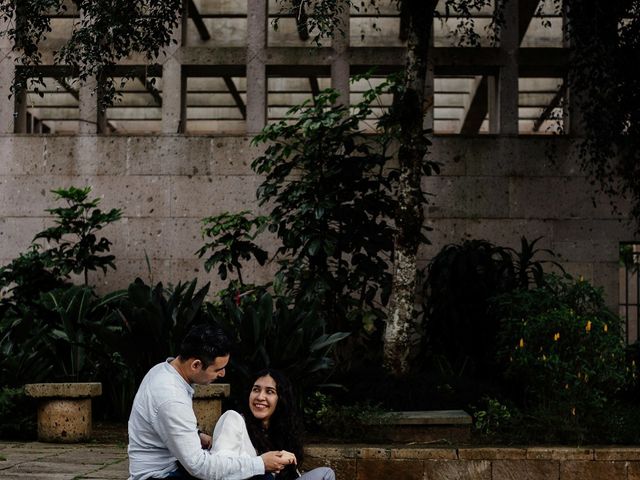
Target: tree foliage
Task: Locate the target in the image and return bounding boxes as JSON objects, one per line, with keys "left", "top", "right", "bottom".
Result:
{"left": 1, "top": 0, "right": 180, "bottom": 104}
{"left": 559, "top": 0, "right": 640, "bottom": 229}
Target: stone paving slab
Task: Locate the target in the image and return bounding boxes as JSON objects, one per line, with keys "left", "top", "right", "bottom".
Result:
{"left": 0, "top": 442, "right": 128, "bottom": 480}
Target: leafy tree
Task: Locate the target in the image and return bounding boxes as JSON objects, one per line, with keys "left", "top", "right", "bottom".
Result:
{"left": 251, "top": 85, "right": 400, "bottom": 335}
{"left": 269, "top": 0, "right": 640, "bottom": 375}
{"left": 556, "top": 1, "right": 640, "bottom": 225}
{"left": 271, "top": 0, "right": 496, "bottom": 375}
{"left": 198, "top": 84, "right": 405, "bottom": 372}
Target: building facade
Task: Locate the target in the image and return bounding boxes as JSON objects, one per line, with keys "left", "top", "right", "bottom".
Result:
{"left": 0, "top": 1, "right": 638, "bottom": 337}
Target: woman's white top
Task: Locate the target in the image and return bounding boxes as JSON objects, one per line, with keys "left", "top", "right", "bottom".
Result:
{"left": 211, "top": 410, "right": 258, "bottom": 458}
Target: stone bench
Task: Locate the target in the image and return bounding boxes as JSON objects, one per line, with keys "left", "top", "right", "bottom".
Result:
{"left": 366, "top": 410, "right": 472, "bottom": 443}
{"left": 192, "top": 383, "right": 230, "bottom": 435}
{"left": 24, "top": 382, "right": 102, "bottom": 443}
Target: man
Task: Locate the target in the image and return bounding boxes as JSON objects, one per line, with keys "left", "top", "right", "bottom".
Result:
{"left": 128, "top": 323, "right": 293, "bottom": 480}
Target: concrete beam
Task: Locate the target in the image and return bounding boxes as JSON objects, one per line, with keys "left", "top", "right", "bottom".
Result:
{"left": 533, "top": 82, "right": 565, "bottom": 132}
{"left": 459, "top": 76, "right": 488, "bottom": 134}
{"left": 223, "top": 76, "right": 247, "bottom": 119}
{"left": 187, "top": 0, "right": 211, "bottom": 41}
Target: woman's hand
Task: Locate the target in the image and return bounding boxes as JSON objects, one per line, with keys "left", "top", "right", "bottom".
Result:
{"left": 279, "top": 450, "right": 297, "bottom": 466}
{"left": 261, "top": 450, "right": 297, "bottom": 472}
{"left": 198, "top": 431, "right": 212, "bottom": 449}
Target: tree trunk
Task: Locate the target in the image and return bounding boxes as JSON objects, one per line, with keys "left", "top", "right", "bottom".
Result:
{"left": 383, "top": 0, "right": 434, "bottom": 376}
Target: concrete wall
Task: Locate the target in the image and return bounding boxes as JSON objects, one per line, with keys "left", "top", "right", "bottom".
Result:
{"left": 0, "top": 134, "right": 636, "bottom": 306}
{"left": 303, "top": 445, "right": 640, "bottom": 480}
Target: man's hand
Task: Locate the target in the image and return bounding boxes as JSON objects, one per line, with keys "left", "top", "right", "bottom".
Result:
{"left": 198, "top": 431, "right": 212, "bottom": 449}
{"left": 261, "top": 450, "right": 297, "bottom": 473}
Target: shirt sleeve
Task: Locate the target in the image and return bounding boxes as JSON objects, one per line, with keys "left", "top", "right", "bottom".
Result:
{"left": 211, "top": 410, "right": 254, "bottom": 457}
{"left": 154, "top": 400, "right": 264, "bottom": 480}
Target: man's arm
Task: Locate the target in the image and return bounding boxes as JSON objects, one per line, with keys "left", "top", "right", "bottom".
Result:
{"left": 155, "top": 401, "right": 265, "bottom": 480}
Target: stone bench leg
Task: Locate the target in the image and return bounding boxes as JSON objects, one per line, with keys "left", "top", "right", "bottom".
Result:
{"left": 37, "top": 398, "right": 93, "bottom": 442}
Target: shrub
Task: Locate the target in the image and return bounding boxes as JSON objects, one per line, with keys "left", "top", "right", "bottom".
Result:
{"left": 303, "top": 391, "right": 390, "bottom": 441}
{"left": 495, "top": 274, "right": 630, "bottom": 440}
{"left": 471, "top": 396, "right": 513, "bottom": 437}
{"left": 0, "top": 387, "right": 37, "bottom": 440}
{"left": 251, "top": 86, "right": 399, "bottom": 337}
{"left": 420, "top": 236, "right": 561, "bottom": 379}
{"left": 33, "top": 186, "right": 122, "bottom": 285}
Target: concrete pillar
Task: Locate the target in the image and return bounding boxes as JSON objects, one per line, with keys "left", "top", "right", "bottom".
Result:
{"left": 162, "top": 5, "right": 186, "bottom": 134}
{"left": 0, "top": 14, "right": 16, "bottom": 133}
{"left": 78, "top": 76, "right": 99, "bottom": 134}
{"left": 14, "top": 90, "right": 28, "bottom": 133}
{"left": 74, "top": 5, "right": 101, "bottom": 133}
{"left": 246, "top": 0, "right": 268, "bottom": 134}
{"left": 563, "top": 2, "right": 587, "bottom": 136}
{"left": 161, "top": 2, "right": 187, "bottom": 134}
{"left": 488, "top": 76, "right": 499, "bottom": 133}
{"left": 497, "top": 0, "right": 519, "bottom": 135}
{"left": 162, "top": 59, "right": 186, "bottom": 133}
{"left": 331, "top": 1, "right": 350, "bottom": 106}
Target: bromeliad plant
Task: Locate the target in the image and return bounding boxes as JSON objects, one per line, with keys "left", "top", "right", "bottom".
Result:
{"left": 208, "top": 288, "right": 349, "bottom": 406}
{"left": 96, "top": 277, "right": 213, "bottom": 419}
{"left": 40, "top": 285, "right": 126, "bottom": 382}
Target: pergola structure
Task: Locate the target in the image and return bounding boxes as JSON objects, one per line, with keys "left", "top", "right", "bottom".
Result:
{"left": 1, "top": 0, "right": 568, "bottom": 136}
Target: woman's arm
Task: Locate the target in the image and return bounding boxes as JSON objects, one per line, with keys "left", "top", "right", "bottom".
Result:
{"left": 211, "top": 410, "right": 257, "bottom": 457}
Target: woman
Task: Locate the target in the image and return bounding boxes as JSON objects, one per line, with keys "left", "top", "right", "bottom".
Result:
{"left": 211, "top": 369, "right": 335, "bottom": 480}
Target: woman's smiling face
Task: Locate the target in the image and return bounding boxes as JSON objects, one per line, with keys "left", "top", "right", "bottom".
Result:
{"left": 249, "top": 374, "right": 279, "bottom": 427}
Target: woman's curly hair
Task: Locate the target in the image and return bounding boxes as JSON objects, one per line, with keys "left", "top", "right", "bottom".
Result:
{"left": 242, "top": 368, "right": 304, "bottom": 480}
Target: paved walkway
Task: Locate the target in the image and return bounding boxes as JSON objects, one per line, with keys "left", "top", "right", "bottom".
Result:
{"left": 0, "top": 441, "right": 128, "bottom": 479}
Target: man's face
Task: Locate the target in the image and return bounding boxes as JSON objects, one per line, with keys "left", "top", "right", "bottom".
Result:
{"left": 190, "top": 354, "right": 229, "bottom": 385}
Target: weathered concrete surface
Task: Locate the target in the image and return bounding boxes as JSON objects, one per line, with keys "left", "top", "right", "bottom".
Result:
{"left": 0, "top": 135, "right": 637, "bottom": 310}
{"left": 0, "top": 442, "right": 128, "bottom": 479}
{"left": 2, "top": 441, "right": 640, "bottom": 479}
{"left": 25, "top": 383, "right": 102, "bottom": 399}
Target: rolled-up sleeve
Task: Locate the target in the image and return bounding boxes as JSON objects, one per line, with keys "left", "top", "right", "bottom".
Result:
{"left": 154, "top": 400, "right": 264, "bottom": 480}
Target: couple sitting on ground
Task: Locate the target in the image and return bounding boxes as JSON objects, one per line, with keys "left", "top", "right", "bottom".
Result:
{"left": 127, "top": 323, "right": 336, "bottom": 480}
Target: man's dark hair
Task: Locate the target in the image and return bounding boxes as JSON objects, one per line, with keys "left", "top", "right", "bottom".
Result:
{"left": 178, "top": 323, "right": 231, "bottom": 368}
